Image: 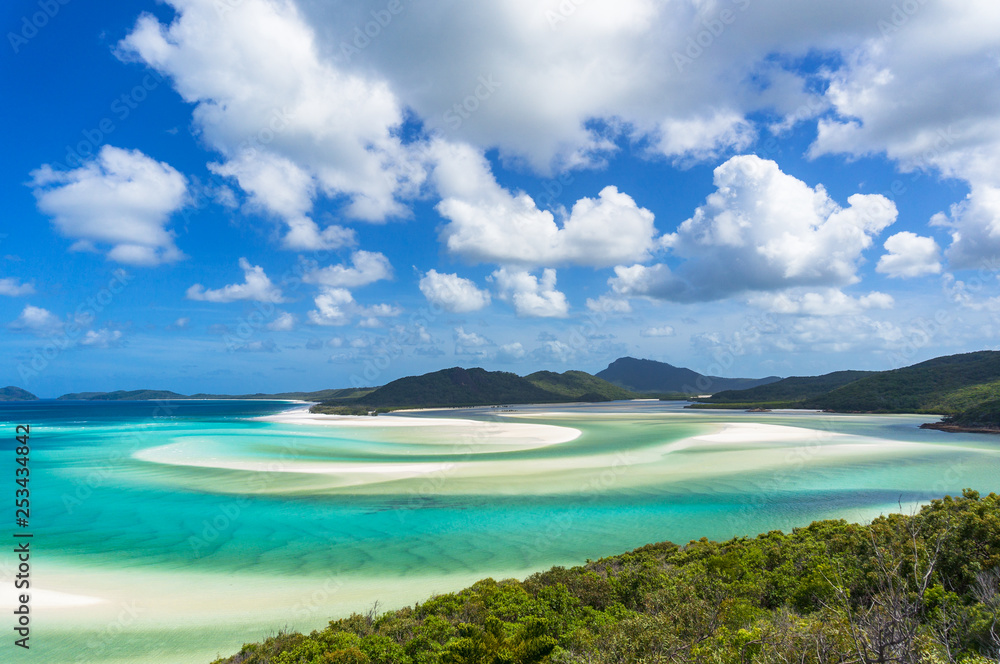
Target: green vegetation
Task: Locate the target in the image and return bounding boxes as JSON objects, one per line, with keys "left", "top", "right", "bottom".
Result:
{"left": 702, "top": 370, "right": 875, "bottom": 406}
{"left": 596, "top": 357, "right": 780, "bottom": 394}
{"left": 693, "top": 351, "right": 1000, "bottom": 425}
{"left": 0, "top": 386, "right": 38, "bottom": 401}
{"left": 311, "top": 368, "right": 637, "bottom": 412}
{"left": 524, "top": 370, "right": 637, "bottom": 402}
{"left": 211, "top": 490, "right": 1000, "bottom": 664}
{"left": 947, "top": 399, "right": 1000, "bottom": 427}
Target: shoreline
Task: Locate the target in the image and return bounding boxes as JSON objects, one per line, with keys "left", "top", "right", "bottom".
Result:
{"left": 919, "top": 421, "right": 1000, "bottom": 434}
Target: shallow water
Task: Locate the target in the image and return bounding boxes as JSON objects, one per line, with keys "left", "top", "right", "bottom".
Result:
{"left": 2, "top": 399, "right": 998, "bottom": 663}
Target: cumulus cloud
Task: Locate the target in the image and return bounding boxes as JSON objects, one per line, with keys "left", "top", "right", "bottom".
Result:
{"left": 807, "top": 2, "right": 1000, "bottom": 267}
{"left": 748, "top": 289, "right": 894, "bottom": 316}
{"left": 304, "top": 0, "right": 876, "bottom": 171}
{"left": 267, "top": 312, "right": 296, "bottom": 331}
{"left": 118, "top": 0, "right": 424, "bottom": 243}
{"left": 490, "top": 267, "right": 569, "bottom": 318}
{"left": 654, "top": 111, "right": 756, "bottom": 163}
{"left": 929, "top": 187, "right": 1000, "bottom": 270}
{"left": 0, "top": 278, "right": 34, "bottom": 296}
{"left": 585, "top": 295, "right": 632, "bottom": 313}
{"left": 186, "top": 258, "right": 285, "bottom": 303}
{"left": 308, "top": 288, "right": 355, "bottom": 326}
{"left": 498, "top": 342, "right": 526, "bottom": 361}
{"left": 532, "top": 340, "right": 575, "bottom": 363}
{"left": 454, "top": 326, "right": 494, "bottom": 358}
{"left": 8, "top": 305, "right": 63, "bottom": 336}
{"left": 876, "top": 232, "right": 942, "bottom": 278}
{"left": 79, "top": 329, "right": 124, "bottom": 348}
{"left": 307, "top": 288, "right": 399, "bottom": 326}
{"left": 30, "top": 146, "right": 187, "bottom": 265}
{"left": 611, "top": 156, "right": 897, "bottom": 302}
{"left": 640, "top": 325, "right": 675, "bottom": 337}
{"left": 432, "top": 141, "right": 658, "bottom": 268}
{"left": 304, "top": 251, "right": 393, "bottom": 288}
{"left": 418, "top": 270, "right": 491, "bottom": 313}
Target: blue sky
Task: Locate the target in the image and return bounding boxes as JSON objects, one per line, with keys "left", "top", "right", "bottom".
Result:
{"left": 3, "top": 0, "right": 1000, "bottom": 397}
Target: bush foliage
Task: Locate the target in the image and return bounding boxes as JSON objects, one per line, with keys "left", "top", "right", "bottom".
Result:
{"left": 212, "top": 490, "right": 1000, "bottom": 664}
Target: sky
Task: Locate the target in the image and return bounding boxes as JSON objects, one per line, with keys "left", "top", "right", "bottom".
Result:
{"left": 2, "top": 0, "right": 1000, "bottom": 397}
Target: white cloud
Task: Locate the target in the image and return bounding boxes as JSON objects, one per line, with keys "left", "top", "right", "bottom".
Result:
{"left": 585, "top": 294, "right": 632, "bottom": 313}
{"left": 308, "top": 288, "right": 355, "bottom": 326}
{"left": 490, "top": 267, "right": 569, "bottom": 318}
{"left": 80, "top": 329, "right": 124, "bottom": 348}
{"left": 611, "top": 155, "right": 897, "bottom": 302}
{"left": 498, "top": 342, "right": 526, "bottom": 361}
{"left": 807, "top": 3, "right": 1000, "bottom": 267}
{"left": 432, "top": 141, "right": 658, "bottom": 268}
{"left": 876, "top": 232, "right": 942, "bottom": 278}
{"left": 454, "top": 326, "right": 494, "bottom": 358}
{"left": 307, "top": 288, "right": 400, "bottom": 326}
{"left": 454, "top": 326, "right": 492, "bottom": 348}
{"left": 532, "top": 340, "right": 575, "bottom": 363}
{"left": 748, "top": 289, "right": 894, "bottom": 316}
{"left": 172, "top": 317, "right": 190, "bottom": 329}
{"left": 930, "top": 186, "right": 1000, "bottom": 270}
{"left": 119, "top": 0, "right": 424, "bottom": 242}
{"left": 304, "top": 0, "right": 872, "bottom": 171}
{"left": 186, "top": 258, "right": 285, "bottom": 303}
{"left": 640, "top": 325, "right": 675, "bottom": 337}
{"left": 304, "top": 251, "right": 393, "bottom": 289}
{"left": 418, "top": 270, "right": 491, "bottom": 313}
{"left": 267, "top": 312, "right": 296, "bottom": 331}
{"left": 0, "top": 278, "right": 34, "bottom": 296}
{"left": 31, "top": 145, "right": 187, "bottom": 266}
{"left": 8, "top": 305, "right": 62, "bottom": 336}
{"left": 654, "top": 111, "right": 756, "bottom": 163}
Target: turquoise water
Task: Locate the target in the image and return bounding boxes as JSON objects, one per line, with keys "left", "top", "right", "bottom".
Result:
{"left": 1, "top": 400, "right": 999, "bottom": 663}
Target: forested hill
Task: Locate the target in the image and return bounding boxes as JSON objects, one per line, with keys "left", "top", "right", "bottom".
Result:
{"left": 805, "top": 350, "right": 1000, "bottom": 413}
{"left": 325, "top": 367, "right": 636, "bottom": 410}
{"left": 596, "top": 356, "right": 781, "bottom": 394}
{"left": 703, "top": 370, "right": 876, "bottom": 405}
{"left": 211, "top": 490, "right": 1000, "bottom": 664}
{"left": 695, "top": 350, "right": 1000, "bottom": 423}
{"left": 0, "top": 386, "right": 37, "bottom": 401}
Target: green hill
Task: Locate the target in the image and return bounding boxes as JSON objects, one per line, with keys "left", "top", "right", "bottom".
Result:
{"left": 312, "top": 368, "right": 635, "bottom": 412}
{"left": 350, "top": 367, "right": 559, "bottom": 408}
{"left": 211, "top": 490, "right": 1000, "bottom": 664}
{"left": 702, "top": 370, "right": 875, "bottom": 405}
{"left": 806, "top": 350, "right": 1000, "bottom": 413}
{"left": 0, "top": 386, "right": 38, "bottom": 401}
{"left": 524, "top": 370, "right": 637, "bottom": 401}
{"left": 941, "top": 399, "right": 1000, "bottom": 427}
{"left": 596, "top": 356, "right": 781, "bottom": 394}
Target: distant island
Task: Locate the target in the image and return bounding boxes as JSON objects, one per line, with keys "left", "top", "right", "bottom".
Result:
{"left": 595, "top": 356, "right": 781, "bottom": 394}
{"left": 0, "top": 386, "right": 37, "bottom": 401}
{"left": 10, "top": 350, "right": 1000, "bottom": 432}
